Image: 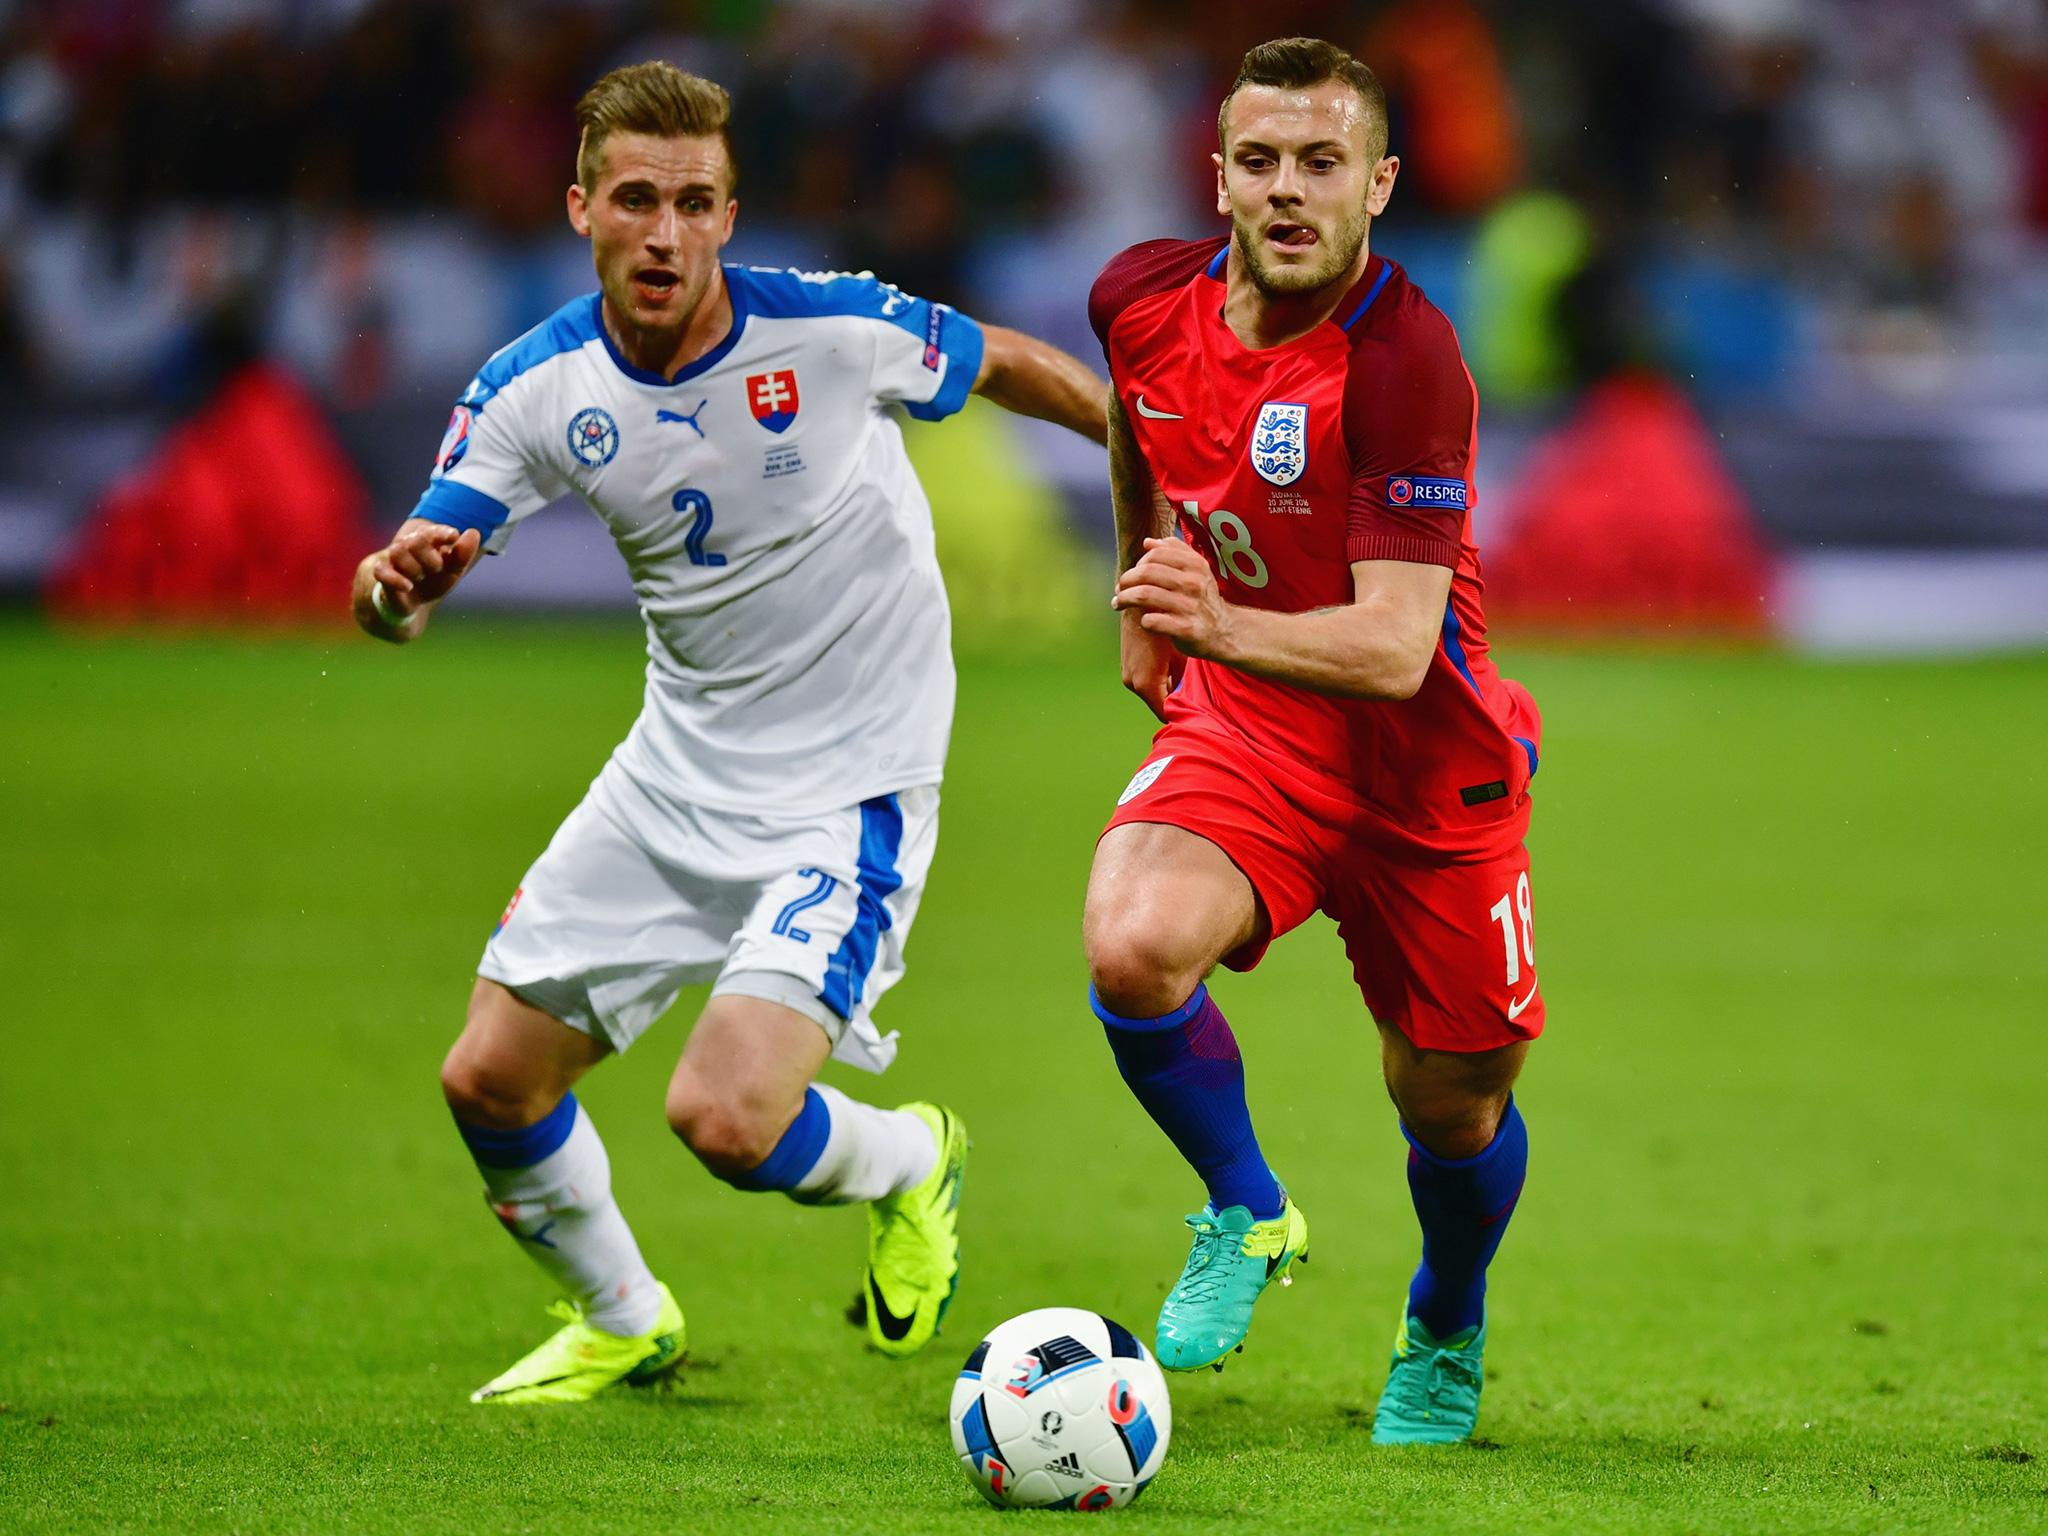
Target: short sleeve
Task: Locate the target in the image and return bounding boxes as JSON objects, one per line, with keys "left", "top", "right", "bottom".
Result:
{"left": 861, "top": 281, "right": 985, "bottom": 422}
{"left": 1341, "top": 310, "right": 1475, "bottom": 568}
{"left": 406, "top": 375, "right": 563, "bottom": 555}
{"left": 1088, "top": 237, "right": 1228, "bottom": 358}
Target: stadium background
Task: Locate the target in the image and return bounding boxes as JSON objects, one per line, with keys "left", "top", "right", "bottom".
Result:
{"left": 3, "top": 2, "right": 2044, "bottom": 1531}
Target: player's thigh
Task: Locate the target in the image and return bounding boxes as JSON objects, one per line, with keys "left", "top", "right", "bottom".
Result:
{"left": 1332, "top": 840, "right": 1546, "bottom": 1055}
{"left": 1085, "top": 821, "right": 1259, "bottom": 988}
{"left": 665, "top": 993, "right": 832, "bottom": 1161}
{"left": 478, "top": 792, "right": 732, "bottom": 1057}
{"left": 715, "top": 786, "right": 940, "bottom": 1075}
{"left": 1087, "top": 726, "right": 1324, "bottom": 1008}
{"left": 441, "top": 978, "right": 612, "bottom": 1128}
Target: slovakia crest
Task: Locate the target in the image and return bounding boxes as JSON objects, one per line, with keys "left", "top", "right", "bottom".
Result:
{"left": 1249, "top": 401, "right": 1308, "bottom": 486}
{"left": 747, "top": 369, "right": 801, "bottom": 433}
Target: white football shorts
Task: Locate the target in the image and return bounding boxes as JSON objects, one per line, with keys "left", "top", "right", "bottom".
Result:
{"left": 477, "top": 766, "right": 939, "bottom": 1073}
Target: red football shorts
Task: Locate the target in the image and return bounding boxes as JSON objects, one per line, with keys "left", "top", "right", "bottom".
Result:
{"left": 1102, "top": 716, "right": 1544, "bottom": 1053}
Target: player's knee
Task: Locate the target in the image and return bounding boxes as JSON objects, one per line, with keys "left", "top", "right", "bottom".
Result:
{"left": 1085, "top": 917, "right": 1203, "bottom": 1019}
{"left": 1398, "top": 1092, "right": 1507, "bottom": 1161}
{"left": 665, "top": 1076, "right": 780, "bottom": 1178}
{"left": 439, "top": 1044, "right": 557, "bottom": 1130}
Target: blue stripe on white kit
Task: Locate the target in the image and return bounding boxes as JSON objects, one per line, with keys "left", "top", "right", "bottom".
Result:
{"left": 819, "top": 795, "right": 906, "bottom": 1021}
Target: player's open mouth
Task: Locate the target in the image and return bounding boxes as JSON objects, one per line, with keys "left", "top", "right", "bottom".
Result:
{"left": 632, "top": 269, "right": 680, "bottom": 303}
{"left": 1266, "top": 223, "right": 1317, "bottom": 250}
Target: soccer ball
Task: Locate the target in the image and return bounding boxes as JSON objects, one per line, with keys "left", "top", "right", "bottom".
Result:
{"left": 948, "top": 1307, "right": 1172, "bottom": 1510}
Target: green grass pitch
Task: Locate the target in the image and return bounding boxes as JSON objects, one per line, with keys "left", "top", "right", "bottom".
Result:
{"left": 2, "top": 617, "right": 2044, "bottom": 1533}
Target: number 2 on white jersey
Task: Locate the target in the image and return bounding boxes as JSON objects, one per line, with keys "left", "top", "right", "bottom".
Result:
{"left": 672, "top": 488, "right": 726, "bottom": 568}
{"left": 1181, "top": 500, "right": 1268, "bottom": 589}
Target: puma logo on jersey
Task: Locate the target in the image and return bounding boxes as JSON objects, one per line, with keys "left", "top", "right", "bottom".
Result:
{"left": 657, "top": 399, "right": 709, "bottom": 436}
{"left": 1133, "top": 395, "right": 1182, "bottom": 420}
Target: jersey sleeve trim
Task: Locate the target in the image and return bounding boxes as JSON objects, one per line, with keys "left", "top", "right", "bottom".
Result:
{"left": 901, "top": 308, "right": 984, "bottom": 421}
{"left": 1347, "top": 532, "right": 1461, "bottom": 567}
{"left": 410, "top": 478, "right": 511, "bottom": 536}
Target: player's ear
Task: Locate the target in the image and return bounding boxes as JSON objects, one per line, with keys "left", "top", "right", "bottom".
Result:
{"left": 567, "top": 183, "right": 593, "bottom": 239}
{"left": 1212, "top": 151, "right": 1228, "bottom": 217}
{"left": 1365, "top": 155, "right": 1400, "bottom": 218}
{"left": 720, "top": 198, "right": 737, "bottom": 246}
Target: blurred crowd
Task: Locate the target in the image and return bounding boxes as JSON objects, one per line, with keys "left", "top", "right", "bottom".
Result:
{"left": 2, "top": 0, "right": 2046, "bottom": 412}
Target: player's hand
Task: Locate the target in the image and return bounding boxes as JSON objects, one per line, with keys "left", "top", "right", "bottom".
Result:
{"left": 370, "top": 524, "right": 482, "bottom": 618}
{"left": 1112, "top": 537, "right": 1234, "bottom": 662}
{"left": 1119, "top": 607, "right": 1183, "bottom": 721}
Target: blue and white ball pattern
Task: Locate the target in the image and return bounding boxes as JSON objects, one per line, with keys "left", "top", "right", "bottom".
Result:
{"left": 949, "top": 1307, "right": 1171, "bottom": 1510}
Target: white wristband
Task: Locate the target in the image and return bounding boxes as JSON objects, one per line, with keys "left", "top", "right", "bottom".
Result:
{"left": 370, "top": 581, "right": 411, "bottom": 627}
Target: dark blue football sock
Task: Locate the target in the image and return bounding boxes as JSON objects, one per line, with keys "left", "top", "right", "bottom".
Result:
{"left": 1095, "top": 984, "right": 1284, "bottom": 1221}
{"left": 1403, "top": 1094, "right": 1527, "bottom": 1338}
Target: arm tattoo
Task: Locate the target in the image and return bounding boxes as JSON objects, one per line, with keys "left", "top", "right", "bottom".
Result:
{"left": 1107, "top": 395, "right": 1173, "bottom": 572}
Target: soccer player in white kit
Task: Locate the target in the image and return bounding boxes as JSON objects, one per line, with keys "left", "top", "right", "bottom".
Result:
{"left": 348, "top": 63, "right": 1108, "bottom": 1404}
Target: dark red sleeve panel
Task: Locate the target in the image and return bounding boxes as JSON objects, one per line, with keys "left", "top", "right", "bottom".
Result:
{"left": 1341, "top": 299, "right": 1477, "bottom": 569}
{"left": 1088, "top": 237, "right": 1228, "bottom": 354}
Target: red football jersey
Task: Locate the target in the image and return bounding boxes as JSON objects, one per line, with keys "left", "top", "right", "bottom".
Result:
{"left": 1091, "top": 236, "right": 1540, "bottom": 855}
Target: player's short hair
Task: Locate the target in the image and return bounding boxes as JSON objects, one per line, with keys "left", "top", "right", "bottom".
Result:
{"left": 1218, "top": 37, "right": 1388, "bottom": 163}
{"left": 575, "top": 61, "right": 738, "bottom": 195}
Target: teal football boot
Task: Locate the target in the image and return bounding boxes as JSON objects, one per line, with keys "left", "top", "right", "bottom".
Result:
{"left": 1154, "top": 1197, "right": 1309, "bottom": 1371}
{"left": 1371, "top": 1311, "right": 1485, "bottom": 1444}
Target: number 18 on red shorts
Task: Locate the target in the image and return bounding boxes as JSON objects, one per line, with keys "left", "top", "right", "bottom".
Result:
{"left": 1103, "top": 718, "right": 1544, "bottom": 1053}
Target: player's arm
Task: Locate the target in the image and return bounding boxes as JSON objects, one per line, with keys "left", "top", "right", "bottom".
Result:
{"left": 1113, "top": 540, "right": 1448, "bottom": 699}
{"left": 1107, "top": 394, "right": 1183, "bottom": 719}
{"left": 1119, "top": 305, "right": 1473, "bottom": 696}
{"left": 350, "top": 520, "right": 484, "bottom": 645}
{"left": 972, "top": 325, "right": 1110, "bottom": 445}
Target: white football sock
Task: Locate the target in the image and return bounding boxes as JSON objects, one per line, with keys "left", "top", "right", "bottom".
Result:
{"left": 790, "top": 1084, "right": 938, "bottom": 1205}
{"left": 473, "top": 1102, "right": 663, "bottom": 1336}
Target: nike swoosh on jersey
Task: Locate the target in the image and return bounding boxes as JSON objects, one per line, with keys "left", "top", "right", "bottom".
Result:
{"left": 1507, "top": 979, "right": 1539, "bottom": 1021}
{"left": 867, "top": 1273, "right": 917, "bottom": 1342}
{"left": 1133, "top": 395, "right": 1182, "bottom": 420}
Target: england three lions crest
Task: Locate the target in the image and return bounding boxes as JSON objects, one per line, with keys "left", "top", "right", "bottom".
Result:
{"left": 1250, "top": 402, "right": 1308, "bottom": 486}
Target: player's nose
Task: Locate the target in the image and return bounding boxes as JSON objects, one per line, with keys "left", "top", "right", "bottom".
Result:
{"left": 647, "top": 207, "right": 680, "bottom": 254}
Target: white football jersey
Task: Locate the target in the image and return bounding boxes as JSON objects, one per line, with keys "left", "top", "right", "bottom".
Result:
{"left": 410, "top": 266, "right": 985, "bottom": 816}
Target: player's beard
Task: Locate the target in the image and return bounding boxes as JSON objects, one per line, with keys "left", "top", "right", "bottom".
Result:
{"left": 1234, "top": 202, "right": 1371, "bottom": 299}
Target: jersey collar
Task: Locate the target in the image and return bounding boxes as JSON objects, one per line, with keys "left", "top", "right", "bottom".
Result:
{"left": 1336, "top": 255, "right": 1393, "bottom": 331}
{"left": 594, "top": 271, "right": 751, "bottom": 386}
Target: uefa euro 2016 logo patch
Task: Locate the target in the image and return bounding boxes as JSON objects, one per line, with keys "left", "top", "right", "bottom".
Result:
{"left": 567, "top": 406, "right": 620, "bottom": 467}
{"left": 1386, "top": 475, "right": 1468, "bottom": 509}
{"left": 747, "top": 369, "right": 801, "bottom": 433}
{"left": 1250, "top": 402, "right": 1308, "bottom": 486}
{"left": 432, "top": 405, "right": 472, "bottom": 477}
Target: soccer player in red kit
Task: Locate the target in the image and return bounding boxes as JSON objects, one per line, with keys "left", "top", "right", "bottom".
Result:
{"left": 1083, "top": 38, "right": 1542, "bottom": 1445}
